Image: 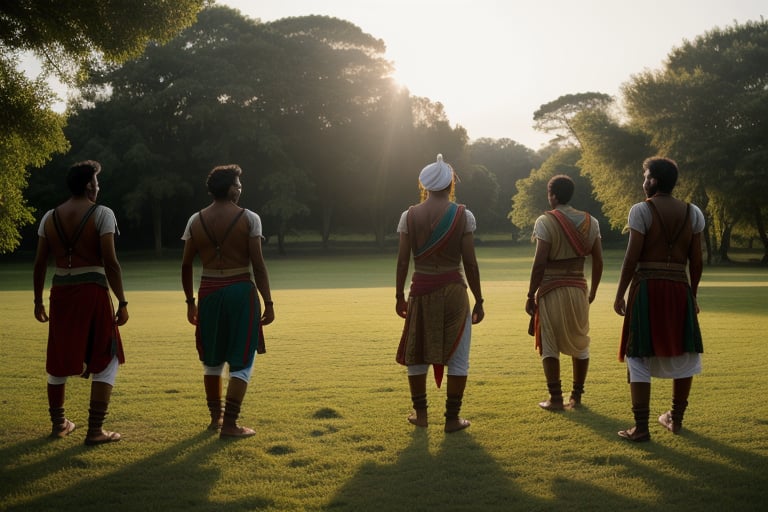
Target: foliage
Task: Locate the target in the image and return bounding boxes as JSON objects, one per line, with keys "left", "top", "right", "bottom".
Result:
{"left": 571, "top": 109, "right": 654, "bottom": 231}
{"left": 0, "top": 54, "right": 68, "bottom": 253}
{"left": 509, "top": 147, "right": 615, "bottom": 242}
{"left": 0, "top": 0, "right": 205, "bottom": 253}
{"left": 533, "top": 92, "right": 614, "bottom": 146}
{"left": 0, "top": 0, "right": 205, "bottom": 83}
{"left": 468, "top": 138, "right": 543, "bottom": 235}
{"left": 621, "top": 19, "right": 768, "bottom": 262}
{"left": 27, "top": 7, "right": 471, "bottom": 253}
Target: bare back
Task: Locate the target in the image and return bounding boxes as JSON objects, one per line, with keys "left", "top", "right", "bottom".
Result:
{"left": 43, "top": 199, "right": 103, "bottom": 268}
{"left": 188, "top": 203, "right": 253, "bottom": 271}
{"left": 641, "top": 195, "right": 693, "bottom": 265}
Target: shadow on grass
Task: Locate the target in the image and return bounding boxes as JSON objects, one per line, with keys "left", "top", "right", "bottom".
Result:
{"left": 559, "top": 405, "right": 768, "bottom": 510}
{"left": 0, "top": 431, "right": 271, "bottom": 512}
{"left": 323, "top": 407, "right": 768, "bottom": 512}
{"left": 323, "top": 428, "right": 538, "bottom": 511}
{"left": 322, "top": 427, "right": 652, "bottom": 512}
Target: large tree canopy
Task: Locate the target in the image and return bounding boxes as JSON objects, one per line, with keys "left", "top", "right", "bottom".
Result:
{"left": 0, "top": 0, "right": 205, "bottom": 253}
{"left": 0, "top": 0, "right": 205, "bottom": 81}
{"left": 0, "top": 54, "right": 68, "bottom": 252}
{"left": 509, "top": 147, "right": 608, "bottom": 240}
{"left": 27, "top": 7, "right": 469, "bottom": 254}
{"left": 621, "top": 19, "right": 767, "bottom": 262}
{"left": 533, "top": 92, "right": 614, "bottom": 146}
{"left": 468, "top": 138, "right": 542, "bottom": 236}
{"left": 571, "top": 109, "right": 653, "bottom": 232}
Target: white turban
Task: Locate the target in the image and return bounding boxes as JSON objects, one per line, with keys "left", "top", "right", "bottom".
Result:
{"left": 419, "top": 154, "right": 453, "bottom": 191}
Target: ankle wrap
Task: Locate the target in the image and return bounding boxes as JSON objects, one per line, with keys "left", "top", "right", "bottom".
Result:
{"left": 632, "top": 406, "right": 650, "bottom": 430}
{"left": 87, "top": 400, "right": 109, "bottom": 436}
{"left": 444, "top": 396, "right": 463, "bottom": 420}
{"left": 411, "top": 392, "right": 427, "bottom": 411}
{"left": 546, "top": 381, "right": 563, "bottom": 402}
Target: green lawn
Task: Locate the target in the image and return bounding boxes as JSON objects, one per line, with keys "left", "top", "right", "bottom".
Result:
{"left": 1, "top": 246, "right": 767, "bottom": 511}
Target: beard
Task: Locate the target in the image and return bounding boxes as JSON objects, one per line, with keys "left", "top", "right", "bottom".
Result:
{"left": 644, "top": 183, "right": 658, "bottom": 198}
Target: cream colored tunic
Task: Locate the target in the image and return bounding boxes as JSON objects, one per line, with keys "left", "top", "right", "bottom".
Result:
{"left": 533, "top": 205, "right": 601, "bottom": 359}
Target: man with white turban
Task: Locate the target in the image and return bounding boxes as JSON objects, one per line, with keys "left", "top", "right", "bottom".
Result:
{"left": 395, "top": 154, "right": 485, "bottom": 433}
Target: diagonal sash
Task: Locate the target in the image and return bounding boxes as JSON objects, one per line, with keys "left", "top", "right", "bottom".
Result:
{"left": 546, "top": 209, "right": 591, "bottom": 257}
{"left": 413, "top": 203, "right": 464, "bottom": 260}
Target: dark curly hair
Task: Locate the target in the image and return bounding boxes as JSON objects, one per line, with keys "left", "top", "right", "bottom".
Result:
{"left": 66, "top": 160, "right": 101, "bottom": 196}
{"left": 206, "top": 164, "right": 242, "bottom": 199}
{"left": 643, "top": 157, "right": 678, "bottom": 193}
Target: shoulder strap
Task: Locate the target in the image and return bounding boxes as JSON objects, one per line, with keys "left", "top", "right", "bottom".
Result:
{"left": 646, "top": 200, "right": 691, "bottom": 248}
{"left": 545, "top": 209, "right": 591, "bottom": 257}
{"left": 220, "top": 208, "right": 246, "bottom": 246}
{"left": 198, "top": 210, "right": 218, "bottom": 247}
{"left": 52, "top": 204, "right": 99, "bottom": 268}
{"left": 198, "top": 208, "right": 246, "bottom": 262}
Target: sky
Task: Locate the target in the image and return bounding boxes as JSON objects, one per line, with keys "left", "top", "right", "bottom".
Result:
{"left": 218, "top": 0, "right": 765, "bottom": 149}
{"left": 27, "top": 0, "right": 765, "bottom": 150}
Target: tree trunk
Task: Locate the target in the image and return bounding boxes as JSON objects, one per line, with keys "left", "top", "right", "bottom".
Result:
{"left": 703, "top": 224, "right": 713, "bottom": 265}
{"left": 277, "top": 219, "right": 287, "bottom": 256}
{"left": 374, "top": 219, "right": 385, "bottom": 249}
{"left": 321, "top": 203, "right": 333, "bottom": 249}
{"left": 152, "top": 199, "right": 163, "bottom": 257}
{"left": 754, "top": 207, "right": 768, "bottom": 264}
{"left": 718, "top": 223, "right": 732, "bottom": 263}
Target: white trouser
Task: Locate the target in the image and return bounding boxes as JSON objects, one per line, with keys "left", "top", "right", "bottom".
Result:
{"left": 203, "top": 362, "right": 254, "bottom": 383}
{"left": 407, "top": 314, "right": 471, "bottom": 376}
{"left": 47, "top": 356, "right": 119, "bottom": 386}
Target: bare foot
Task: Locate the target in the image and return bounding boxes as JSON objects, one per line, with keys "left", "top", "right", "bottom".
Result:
{"left": 407, "top": 411, "right": 428, "bottom": 427}
{"left": 444, "top": 418, "right": 470, "bottom": 433}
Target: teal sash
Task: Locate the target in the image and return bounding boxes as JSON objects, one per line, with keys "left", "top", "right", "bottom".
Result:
{"left": 414, "top": 203, "right": 463, "bottom": 259}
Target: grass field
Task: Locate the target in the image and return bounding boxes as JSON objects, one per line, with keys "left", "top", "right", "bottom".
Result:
{"left": 1, "top": 246, "right": 767, "bottom": 511}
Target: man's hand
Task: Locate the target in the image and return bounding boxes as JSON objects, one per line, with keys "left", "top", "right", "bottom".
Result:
{"left": 34, "top": 304, "right": 49, "bottom": 323}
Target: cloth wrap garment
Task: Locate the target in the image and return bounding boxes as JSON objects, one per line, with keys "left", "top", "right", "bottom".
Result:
{"left": 532, "top": 207, "right": 599, "bottom": 358}
{"left": 46, "top": 272, "right": 124, "bottom": 377}
{"left": 195, "top": 274, "right": 265, "bottom": 372}
{"left": 396, "top": 203, "right": 470, "bottom": 387}
{"left": 619, "top": 200, "right": 704, "bottom": 363}
{"left": 38, "top": 204, "right": 125, "bottom": 377}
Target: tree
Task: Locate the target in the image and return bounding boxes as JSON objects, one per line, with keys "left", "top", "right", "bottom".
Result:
{"left": 265, "top": 15, "right": 397, "bottom": 247}
{"left": 533, "top": 92, "right": 614, "bottom": 146}
{"left": 454, "top": 164, "right": 499, "bottom": 233}
{"left": 571, "top": 109, "right": 653, "bottom": 232}
{"left": 509, "top": 147, "right": 612, "bottom": 242}
{"left": 622, "top": 19, "right": 768, "bottom": 263}
{"left": 0, "top": 54, "right": 68, "bottom": 252}
{"left": 0, "top": 0, "right": 205, "bottom": 253}
{"left": 468, "top": 138, "right": 542, "bottom": 235}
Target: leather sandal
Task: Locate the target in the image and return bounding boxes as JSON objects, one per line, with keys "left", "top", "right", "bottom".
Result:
{"left": 618, "top": 426, "right": 650, "bottom": 442}
{"left": 538, "top": 400, "right": 564, "bottom": 411}
{"left": 50, "top": 419, "right": 76, "bottom": 438}
{"left": 220, "top": 426, "right": 256, "bottom": 439}
{"left": 85, "top": 430, "right": 121, "bottom": 446}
